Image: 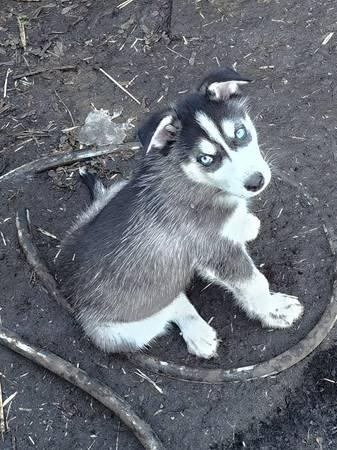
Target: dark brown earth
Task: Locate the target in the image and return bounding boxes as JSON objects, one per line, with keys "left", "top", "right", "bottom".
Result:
{"left": 1, "top": 0, "right": 337, "bottom": 449}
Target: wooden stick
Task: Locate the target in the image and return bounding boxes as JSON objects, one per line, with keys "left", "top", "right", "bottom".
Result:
{"left": 0, "top": 142, "right": 140, "bottom": 184}
{"left": 0, "top": 383, "right": 5, "bottom": 438}
{"left": 17, "top": 17, "right": 27, "bottom": 51}
{"left": 0, "top": 326, "right": 164, "bottom": 450}
{"left": 54, "top": 90, "right": 75, "bottom": 127}
{"left": 16, "top": 209, "right": 72, "bottom": 314}
{"left": 3, "top": 68, "right": 12, "bottom": 99}
{"left": 98, "top": 68, "right": 141, "bottom": 105}
{"left": 13, "top": 65, "right": 76, "bottom": 80}
{"left": 117, "top": 0, "right": 135, "bottom": 8}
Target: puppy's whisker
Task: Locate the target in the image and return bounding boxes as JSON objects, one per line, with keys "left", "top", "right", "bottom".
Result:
{"left": 252, "top": 108, "right": 265, "bottom": 123}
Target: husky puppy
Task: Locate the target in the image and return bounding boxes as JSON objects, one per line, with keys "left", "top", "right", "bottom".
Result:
{"left": 55, "top": 68, "right": 303, "bottom": 359}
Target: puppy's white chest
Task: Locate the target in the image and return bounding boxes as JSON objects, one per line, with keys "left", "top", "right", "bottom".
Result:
{"left": 220, "top": 202, "right": 260, "bottom": 244}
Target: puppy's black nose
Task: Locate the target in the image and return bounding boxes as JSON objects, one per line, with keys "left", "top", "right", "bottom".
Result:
{"left": 244, "top": 172, "right": 264, "bottom": 192}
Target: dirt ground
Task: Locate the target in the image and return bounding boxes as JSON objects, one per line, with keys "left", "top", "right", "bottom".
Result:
{"left": 1, "top": 0, "right": 337, "bottom": 449}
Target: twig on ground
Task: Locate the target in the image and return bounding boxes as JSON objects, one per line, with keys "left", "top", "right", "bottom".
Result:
{"left": 0, "top": 232, "right": 6, "bottom": 247}
{"left": 62, "top": 126, "right": 81, "bottom": 133}
{"left": 2, "top": 392, "right": 17, "bottom": 409}
{"left": 97, "top": 68, "right": 141, "bottom": 105}
{"left": 135, "top": 369, "right": 164, "bottom": 394}
{"left": 0, "top": 326, "right": 164, "bottom": 450}
{"left": 166, "top": 47, "right": 189, "bottom": 61}
{"left": 54, "top": 90, "right": 75, "bottom": 127}
{"left": 0, "top": 383, "right": 5, "bottom": 437}
{"left": 0, "top": 101, "right": 12, "bottom": 116}
{"left": 16, "top": 209, "right": 73, "bottom": 314}
{"left": 13, "top": 65, "right": 76, "bottom": 80}
{"left": 17, "top": 16, "right": 28, "bottom": 50}
{"left": 0, "top": 142, "right": 140, "bottom": 184}
{"left": 323, "top": 224, "right": 337, "bottom": 256}
{"left": 117, "top": 0, "right": 135, "bottom": 9}
{"left": 3, "top": 69, "right": 12, "bottom": 99}
{"left": 115, "top": 420, "right": 121, "bottom": 450}
{"left": 322, "top": 32, "right": 334, "bottom": 46}
{"left": 37, "top": 227, "right": 59, "bottom": 241}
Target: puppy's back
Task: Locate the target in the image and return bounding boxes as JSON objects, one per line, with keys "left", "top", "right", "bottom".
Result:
{"left": 54, "top": 179, "right": 193, "bottom": 326}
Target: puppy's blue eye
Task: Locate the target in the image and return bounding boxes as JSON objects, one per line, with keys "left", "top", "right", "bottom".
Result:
{"left": 235, "top": 126, "right": 247, "bottom": 140}
{"left": 197, "top": 154, "right": 214, "bottom": 167}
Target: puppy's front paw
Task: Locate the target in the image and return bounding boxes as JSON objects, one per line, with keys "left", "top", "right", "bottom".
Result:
{"left": 182, "top": 320, "right": 219, "bottom": 359}
{"left": 244, "top": 214, "right": 260, "bottom": 242}
{"left": 261, "top": 293, "right": 304, "bottom": 329}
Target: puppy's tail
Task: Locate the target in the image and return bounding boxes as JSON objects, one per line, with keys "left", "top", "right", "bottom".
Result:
{"left": 79, "top": 167, "right": 106, "bottom": 202}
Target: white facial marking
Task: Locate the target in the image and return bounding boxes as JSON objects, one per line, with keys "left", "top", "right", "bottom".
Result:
{"left": 221, "top": 120, "right": 235, "bottom": 138}
{"left": 185, "top": 111, "right": 271, "bottom": 199}
{"left": 195, "top": 111, "right": 229, "bottom": 151}
{"left": 198, "top": 138, "right": 217, "bottom": 155}
{"left": 244, "top": 114, "right": 257, "bottom": 141}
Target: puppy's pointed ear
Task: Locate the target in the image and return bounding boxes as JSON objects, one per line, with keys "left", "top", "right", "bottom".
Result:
{"left": 138, "top": 110, "right": 180, "bottom": 154}
{"left": 198, "top": 67, "right": 252, "bottom": 101}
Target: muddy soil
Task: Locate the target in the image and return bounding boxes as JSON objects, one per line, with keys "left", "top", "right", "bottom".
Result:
{"left": 1, "top": 0, "right": 337, "bottom": 449}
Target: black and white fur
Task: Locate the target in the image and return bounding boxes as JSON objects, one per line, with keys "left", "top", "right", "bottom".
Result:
{"left": 55, "top": 68, "right": 303, "bottom": 359}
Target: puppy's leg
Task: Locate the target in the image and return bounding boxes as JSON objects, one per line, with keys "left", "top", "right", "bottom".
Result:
{"left": 84, "top": 293, "right": 218, "bottom": 359}
{"left": 171, "top": 293, "right": 218, "bottom": 359}
{"left": 243, "top": 214, "right": 260, "bottom": 242}
{"left": 221, "top": 202, "right": 260, "bottom": 243}
{"left": 203, "top": 247, "right": 303, "bottom": 329}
